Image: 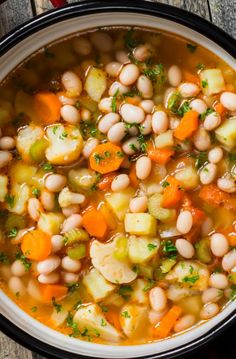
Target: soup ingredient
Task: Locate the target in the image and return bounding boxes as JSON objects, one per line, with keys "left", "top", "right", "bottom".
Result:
{"left": 200, "top": 69, "right": 225, "bottom": 95}
{"left": 41, "top": 284, "right": 68, "bottom": 302}
{"left": 162, "top": 176, "right": 184, "bottom": 209}
{"left": 34, "top": 92, "right": 61, "bottom": 124}
{"left": 200, "top": 303, "right": 219, "bottom": 320}
{"left": 220, "top": 92, "right": 236, "bottom": 111}
{"left": 120, "top": 304, "right": 147, "bottom": 338}
{"left": 16, "top": 125, "right": 44, "bottom": 163}
{"left": 83, "top": 268, "right": 115, "bottom": 301}
{"left": 152, "top": 305, "right": 182, "bottom": 338}
{"left": 125, "top": 213, "right": 157, "bottom": 236}
{"left": 82, "top": 208, "right": 107, "bottom": 238}
{"left": 85, "top": 67, "right": 107, "bottom": 102}
{"left": 174, "top": 110, "right": 199, "bottom": 140}
{"left": 210, "top": 233, "right": 229, "bottom": 257}
{"left": 128, "top": 236, "right": 159, "bottom": 263}
{"left": 175, "top": 239, "right": 195, "bottom": 259}
{"left": 29, "top": 138, "right": 48, "bottom": 163}
{"left": 176, "top": 211, "right": 193, "bottom": 234}
{"left": 149, "top": 287, "right": 167, "bottom": 311}
{"left": 136, "top": 156, "right": 152, "bottom": 180}
{"left": 21, "top": 229, "right": 52, "bottom": 261}
{"left": 215, "top": 117, "right": 236, "bottom": 149}
{"left": 89, "top": 142, "right": 124, "bottom": 174}
{"left": 61, "top": 71, "right": 82, "bottom": 97}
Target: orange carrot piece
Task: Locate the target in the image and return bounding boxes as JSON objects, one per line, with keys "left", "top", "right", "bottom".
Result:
{"left": 98, "top": 172, "right": 117, "bottom": 191}
{"left": 89, "top": 142, "right": 124, "bottom": 174}
{"left": 105, "top": 310, "right": 122, "bottom": 331}
{"left": 152, "top": 305, "right": 182, "bottom": 339}
{"left": 221, "top": 226, "right": 236, "bottom": 247}
{"left": 174, "top": 110, "right": 199, "bottom": 140}
{"left": 199, "top": 184, "right": 236, "bottom": 211}
{"left": 41, "top": 284, "right": 68, "bottom": 302}
{"left": 34, "top": 92, "right": 61, "bottom": 124}
{"left": 148, "top": 146, "right": 174, "bottom": 165}
{"left": 129, "top": 164, "right": 139, "bottom": 188}
{"left": 214, "top": 102, "right": 227, "bottom": 117}
{"left": 183, "top": 71, "right": 200, "bottom": 85}
{"left": 21, "top": 230, "right": 52, "bottom": 261}
{"left": 162, "top": 176, "right": 184, "bottom": 209}
{"left": 82, "top": 208, "right": 108, "bottom": 238}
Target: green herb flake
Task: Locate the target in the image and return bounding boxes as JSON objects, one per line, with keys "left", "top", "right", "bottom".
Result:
{"left": 199, "top": 108, "right": 215, "bottom": 120}
{"left": 118, "top": 285, "right": 133, "bottom": 298}
{"left": 182, "top": 274, "right": 199, "bottom": 284}
{"left": 15, "top": 251, "right": 32, "bottom": 271}
{"left": 121, "top": 310, "right": 131, "bottom": 318}
{"left": 66, "top": 312, "right": 80, "bottom": 337}
{"left": 98, "top": 304, "right": 109, "bottom": 313}
{"left": 8, "top": 227, "right": 18, "bottom": 238}
{"left": 5, "top": 194, "right": 15, "bottom": 208}
{"left": 186, "top": 43, "right": 198, "bottom": 53}
{"left": 201, "top": 80, "right": 208, "bottom": 88}
{"left": 111, "top": 89, "right": 119, "bottom": 112}
{"left": 101, "top": 319, "right": 107, "bottom": 327}
{"left": 124, "top": 28, "right": 139, "bottom": 50}
{"left": 143, "top": 64, "right": 165, "bottom": 83}
{"left": 143, "top": 279, "right": 156, "bottom": 292}
{"left": 177, "top": 101, "right": 190, "bottom": 116}
{"left": 147, "top": 243, "right": 157, "bottom": 251}
{"left": 0, "top": 252, "right": 9, "bottom": 264}
{"left": 137, "top": 134, "right": 149, "bottom": 153}
{"left": 94, "top": 153, "right": 104, "bottom": 164}
{"left": 162, "top": 240, "right": 177, "bottom": 257}
{"left": 196, "top": 63, "right": 206, "bottom": 71}
{"left": 52, "top": 125, "right": 59, "bottom": 135}
{"left": 52, "top": 297, "right": 62, "bottom": 313}
{"left": 59, "top": 131, "right": 68, "bottom": 140}
{"left": 167, "top": 92, "right": 182, "bottom": 113}
{"left": 66, "top": 282, "right": 80, "bottom": 294}
{"left": 116, "top": 151, "right": 125, "bottom": 158}
{"left": 229, "top": 153, "right": 236, "bottom": 162}
{"left": 122, "top": 87, "right": 141, "bottom": 98}
{"left": 230, "top": 284, "right": 236, "bottom": 300}
{"left": 104, "top": 151, "right": 111, "bottom": 158}
{"left": 129, "top": 143, "right": 138, "bottom": 152}
{"left": 162, "top": 181, "right": 170, "bottom": 188}
{"left": 31, "top": 306, "right": 38, "bottom": 312}
{"left": 188, "top": 151, "right": 208, "bottom": 169}
{"left": 42, "top": 162, "right": 54, "bottom": 171}
{"left": 32, "top": 188, "right": 41, "bottom": 198}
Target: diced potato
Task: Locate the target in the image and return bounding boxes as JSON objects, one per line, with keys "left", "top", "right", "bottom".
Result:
{"left": 160, "top": 258, "right": 176, "bottom": 273}
{"left": 177, "top": 295, "right": 203, "bottom": 316}
{"left": 83, "top": 268, "right": 115, "bottom": 301}
{"left": 175, "top": 166, "right": 199, "bottom": 190}
{"left": 46, "top": 124, "right": 83, "bottom": 165}
{"left": 103, "top": 293, "right": 125, "bottom": 307}
{"left": 90, "top": 240, "right": 137, "bottom": 284}
{"left": 130, "top": 279, "right": 149, "bottom": 304}
{"left": 68, "top": 168, "right": 97, "bottom": 191}
{"left": 0, "top": 175, "right": 8, "bottom": 202}
{"left": 155, "top": 130, "right": 174, "bottom": 148}
{"left": 51, "top": 307, "right": 69, "bottom": 327}
{"left": 158, "top": 224, "right": 181, "bottom": 238}
{"left": 74, "top": 304, "right": 122, "bottom": 342}
{"left": 125, "top": 213, "right": 157, "bottom": 236}
{"left": 7, "top": 183, "right": 30, "bottom": 214}
{"left": 200, "top": 69, "right": 225, "bottom": 95}
{"left": 85, "top": 66, "right": 107, "bottom": 102}
{"left": 120, "top": 304, "right": 147, "bottom": 338}
{"left": 128, "top": 236, "right": 159, "bottom": 264}
{"left": 10, "top": 162, "right": 38, "bottom": 186}
{"left": 148, "top": 193, "right": 176, "bottom": 223}
{"left": 215, "top": 117, "right": 236, "bottom": 149}
{"left": 105, "top": 188, "right": 135, "bottom": 221}
{"left": 16, "top": 124, "right": 44, "bottom": 162}
{"left": 37, "top": 212, "right": 64, "bottom": 235}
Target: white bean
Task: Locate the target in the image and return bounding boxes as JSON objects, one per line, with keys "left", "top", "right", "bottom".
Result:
{"left": 179, "top": 82, "right": 200, "bottom": 98}
{"left": 202, "top": 288, "right": 223, "bottom": 303}
{"left": 200, "top": 303, "right": 219, "bottom": 320}
{"left": 200, "top": 163, "right": 217, "bottom": 185}
{"left": 210, "top": 233, "right": 229, "bottom": 257}
{"left": 190, "top": 99, "right": 207, "bottom": 114}
{"left": 90, "top": 32, "right": 113, "bottom": 52}
{"left": 109, "top": 81, "right": 130, "bottom": 96}
{"left": 222, "top": 250, "right": 236, "bottom": 271}
{"left": 45, "top": 174, "right": 67, "bottom": 193}
{"left": 148, "top": 308, "right": 168, "bottom": 325}
{"left": 128, "top": 125, "right": 139, "bottom": 136}
{"left": 208, "top": 147, "right": 223, "bottom": 164}
{"left": 139, "top": 100, "right": 154, "bottom": 114}
{"left": 60, "top": 105, "right": 80, "bottom": 124}
{"left": 119, "top": 64, "right": 140, "bottom": 86}
{"left": 81, "top": 108, "right": 91, "bottom": 121}
{"left": 37, "top": 256, "right": 61, "bottom": 275}
{"left": 149, "top": 287, "right": 167, "bottom": 312}
{"left": 111, "top": 174, "right": 130, "bottom": 192}
{"left": 193, "top": 128, "right": 211, "bottom": 151}
{"left": 133, "top": 43, "right": 153, "bottom": 62}
{"left": 204, "top": 112, "right": 221, "bottom": 131}
{"left": 11, "top": 260, "right": 27, "bottom": 277}
{"left": 120, "top": 103, "right": 145, "bottom": 124}
{"left": 28, "top": 198, "right": 41, "bottom": 221}
{"left": 140, "top": 115, "right": 152, "bottom": 135}
{"left": 129, "top": 196, "right": 148, "bottom": 213}
{"left": 137, "top": 75, "right": 153, "bottom": 98}
{"left": 122, "top": 137, "right": 140, "bottom": 155}
{"left": 51, "top": 235, "right": 64, "bottom": 253}
{"left": 38, "top": 272, "right": 60, "bottom": 284}
{"left": 164, "top": 87, "right": 176, "bottom": 109}
{"left": 62, "top": 204, "right": 80, "bottom": 217}
{"left": 98, "top": 97, "right": 113, "bottom": 113}
{"left": 0, "top": 136, "right": 15, "bottom": 150}
{"left": 176, "top": 211, "right": 193, "bottom": 234}
{"left": 82, "top": 138, "right": 99, "bottom": 158}
{"left": 98, "top": 113, "right": 120, "bottom": 134}
{"left": 201, "top": 217, "right": 213, "bottom": 237}
{"left": 62, "top": 71, "right": 82, "bottom": 97}
{"left": 175, "top": 238, "right": 195, "bottom": 259}
{"left": 0, "top": 150, "right": 12, "bottom": 168}
{"left": 72, "top": 37, "right": 92, "bottom": 56}
{"left": 152, "top": 111, "right": 169, "bottom": 134}
{"left": 8, "top": 276, "right": 26, "bottom": 296}
{"left": 57, "top": 92, "right": 77, "bottom": 106}
{"left": 41, "top": 190, "right": 55, "bottom": 211}
{"left": 217, "top": 177, "right": 236, "bottom": 193}
{"left": 107, "top": 122, "right": 126, "bottom": 143}
{"left": 61, "top": 271, "right": 79, "bottom": 284}
{"left": 220, "top": 92, "right": 236, "bottom": 111}
{"left": 136, "top": 156, "right": 152, "bottom": 180}
{"left": 105, "top": 62, "right": 122, "bottom": 77}
{"left": 61, "top": 214, "right": 82, "bottom": 233}
{"left": 27, "top": 279, "right": 42, "bottom": 301}
{"left": 168, "top": 65, "right": 182, "bottom": 87}
{"left": 115, "top": 50, "right": 129, "bottom": 64}
{"left": 61, "top": 256, "right": 81, "bottom": 273}
{"left": 169, "top": 117, "right": 180, "bottom": 130}
{"left": 209, "top": 273, "right": 228, "bottom": 289}
{"left": 174, "top": 314, "right": 195, "bottom": 333}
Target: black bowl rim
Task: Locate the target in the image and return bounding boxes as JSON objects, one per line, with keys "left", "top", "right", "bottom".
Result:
{"left": 0, "top": 1, "right": 236, "bottom": 358}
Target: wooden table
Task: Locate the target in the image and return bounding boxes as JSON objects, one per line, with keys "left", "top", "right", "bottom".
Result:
{"left": 0, "top": 1, "right": 235, "bottom": 358}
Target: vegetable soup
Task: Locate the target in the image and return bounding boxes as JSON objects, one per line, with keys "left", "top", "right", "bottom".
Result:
{"left": 0, "top": 26, "right": 236, "bottom": 345}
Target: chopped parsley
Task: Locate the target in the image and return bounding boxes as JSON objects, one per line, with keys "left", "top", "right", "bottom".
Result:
{"left": 137, "top": 134, "right": 148, "bottom": 152}
{"left": 186, "top": 43, "right": 198, "bottom": 53}
{"left": 59, "top": 131, "right": 68, "bottom": 140}
{"left": 118, "top": 285, "right": 133, "bottom": 298}
{"left": 121, "top": 310, "right": 131, "bottom": 318}
{"left": 201, "top": 79, "right": 208, "bottom": 88}
{"left": 182, "top": 274, "right": 199, "bottom": 284}
{"left": 196, "top": 63, "right": 205, "bottom": 71}
{"left": 5, "top": 194, "right": 15, "bottom": 208}
{"left": 0, "top": 252, "right": 9, "bottom": 264}
{"left": 129, "top": 143, "right": 138, "bottom": 152}
{"left": 162, "top": 181, "right": 170, "bottom": 188}
{"left": 116, "top": 151, "right": 125, "bottom": 158}
{"left": 230, "top": 285, "right": 236, "bottom": 300}
{"left": 111, "top": 89, "right": 119, "bottom": 112}
{"left": 52, "top": 297, "right": 62, "bottom": 313}
{"left": 15, "top": 251, "right": 32, "bottom": 271}
{"left": 42, "top": 162, "right": 54, "bottom": 171}
{"left": 143, "top": 64, "right": 165, "bottom": 83}
{"left": 66, "top": 282, "right": 80, "bottom": 294}
{"left": 98, "top": 304, "right": 109, "bottom": 313}
{"left": 188, "top": 151, "right": 208, "bottom": 169}
{"left": 124, "top": 28, "right": 139, "bottom": 50}
{"left": 229, "top": 153, "right": 236, "bottom": 162}
{"left": 122, "top": 87, "right": 141, "bottom": 98}
{"left": 104, "top": 151, "right": 111, "bottom": 158}
{"left": 199, "top": 108, "right": 215, "bottom": 120}
{"left": 162, "top": 240, "right": 177, "bottom": 258}
{"left": 31, "top": 306, "right": 38, "bottom": 312}
{"left": 66, "top": 312, "right": 79, "bottom": 337}
{"left": 167, "top": 92, "right": 182, "bottom": 113}
{"left": 75, "top": 101, "right": 81, "bottom": 109}
{"left": 8, "top": 227, "right": 18, "bottom": 238}
{"left": 147, "top": 243, "right": 157, "bottom": 251}
{"left": 143, "top": 279, "right": 156, "bottom": 292}
{"left": 177, "top": 101, "right": 190, "bottom": 116}
{"left": 52, "top": 125, "right": 59, "bottom": 134}
{"left": 101, "top": 319, "right": 107, "bottom": 327}
{"left": 94, "top": 153, "right": 104, "bottom": 164}
{"left": 32, "top": 188, "right": 41, "bottom": 198}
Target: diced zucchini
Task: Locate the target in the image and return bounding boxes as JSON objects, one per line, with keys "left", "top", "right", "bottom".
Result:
{"left": 200, "top": 69, "right": 225, "bottom": 96}
{"left": 196, "top": 238, "right": 212, "bottom": 264}
{"left": 119, "top": 304, "right": 147, "bottom": 338}
{"left": 177, "top": 295, "right": 202, "bottom": 316}
{"left": 29, "top": 138, "right": 48, "bottom": 163}
{"left": 113, "top": 236, "right": 128, "bottom": 260}
{"left": 83, "top": 268, "right": 115, "bottom": 301}
{"left": 74, "top": 304, "right": 122, "bottom": 342}
{"left": 68, "top": 168, "right": 97, "bottom": 191}
{"left": 37, "top": 212, "right": 64, "bottom": 235}
{"left": 64, "top": 228, "right": 89, "bottom": 244}
{"left": 67, "top": 244, "right": 86, "bottom": 260}
{"left": 155, "top": 130, "right": 174, "bottom": 148}
{"left": 85, "top": 67, "right": 107, "bottom": 102}
{"left": 105, "top": 188, "right": 135, "bottom": 221}
{"left": 125, "top": 213, "right": 157, "bottom": 236}
{"left": 128, "top": 236, "right": 159, "bottom": 264}
{"left": 7, "top": 183, "right": 30, "bottom": 214}
{"left": 130, "top": 279, "right": 149, "bottom": 304}
{"left": 148, "top": 193, "right": 176, "bottom": 223}
{"left": 174, "top": 166, "right": 199, "bottom": 190}
{"left": 160, "top": 258, "right": 176, "bottom": 273}
{"left": 215, "top": 117, "right": 236, "bottom": 149}
{"left": 0, "top": 175, "right": 8, "bottom": 202}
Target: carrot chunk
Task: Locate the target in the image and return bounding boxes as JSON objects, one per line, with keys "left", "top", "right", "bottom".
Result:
{"left": 34, "top": 92, "right": 61, "bottom": 124}
{"left": 162, "top": 176, "right": 184, "bottom": 208}
{"left": 214, "top": 102, "right": 227, "bottom": 117}
{"left": 89, "top": 142, "right": 124, "bottom": 174}
{"left": 82, "top": 208, "right": 107, "bottom": 238}
{"left": 98, "top": 172, "right": 117, "bottom": 191}
{"left": 148, "top": 146, "right": 174, "bottom": 165}
{"left": 199, "top": 184, "right": 236, "bottom": 211}
{"left": 105, "top": 310, "right": 122, "bottom": 331}
{"left": 21, "top": 230, "right": 52, "bottom": 261}
{"left": 41, "top": 284, "right": 68, "bottom": 302}
{"left": 174, "top": 110, "right": 199, "bottom": 140}
{"left": 152, "top": 305, "right": 182, "bottom": 339}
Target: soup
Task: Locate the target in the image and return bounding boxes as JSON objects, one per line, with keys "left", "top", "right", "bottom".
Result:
{"left": 0, "top": 26, "right": 236, "bottom": 345}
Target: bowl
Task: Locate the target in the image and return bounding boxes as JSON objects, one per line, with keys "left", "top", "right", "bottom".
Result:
{"left": 0, "top": 1, "right": 236, "bottom": 358}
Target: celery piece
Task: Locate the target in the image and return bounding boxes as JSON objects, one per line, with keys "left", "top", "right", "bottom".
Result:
{"left": 29, "top": 138, "right": 48, "bottom": 163}
{"left": 64, "top": 228, "right": 89, "bottom": 245}
{"left": 67, "top": 244, "right": 86, "bottom": 260}
{"left": 5, "top": 214, "right": 26, "bottom": 232}
{"left": 160, "top": 258, "right": 176, "bottom": 273}
{"left": 148, "top": 193, "right": 176, "bottom": 223}
{"left": 113, "top": 237, "right": 128, "bottom": 260}
{"left": 196, "top": 238, "right": 212, "bottom": 264}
